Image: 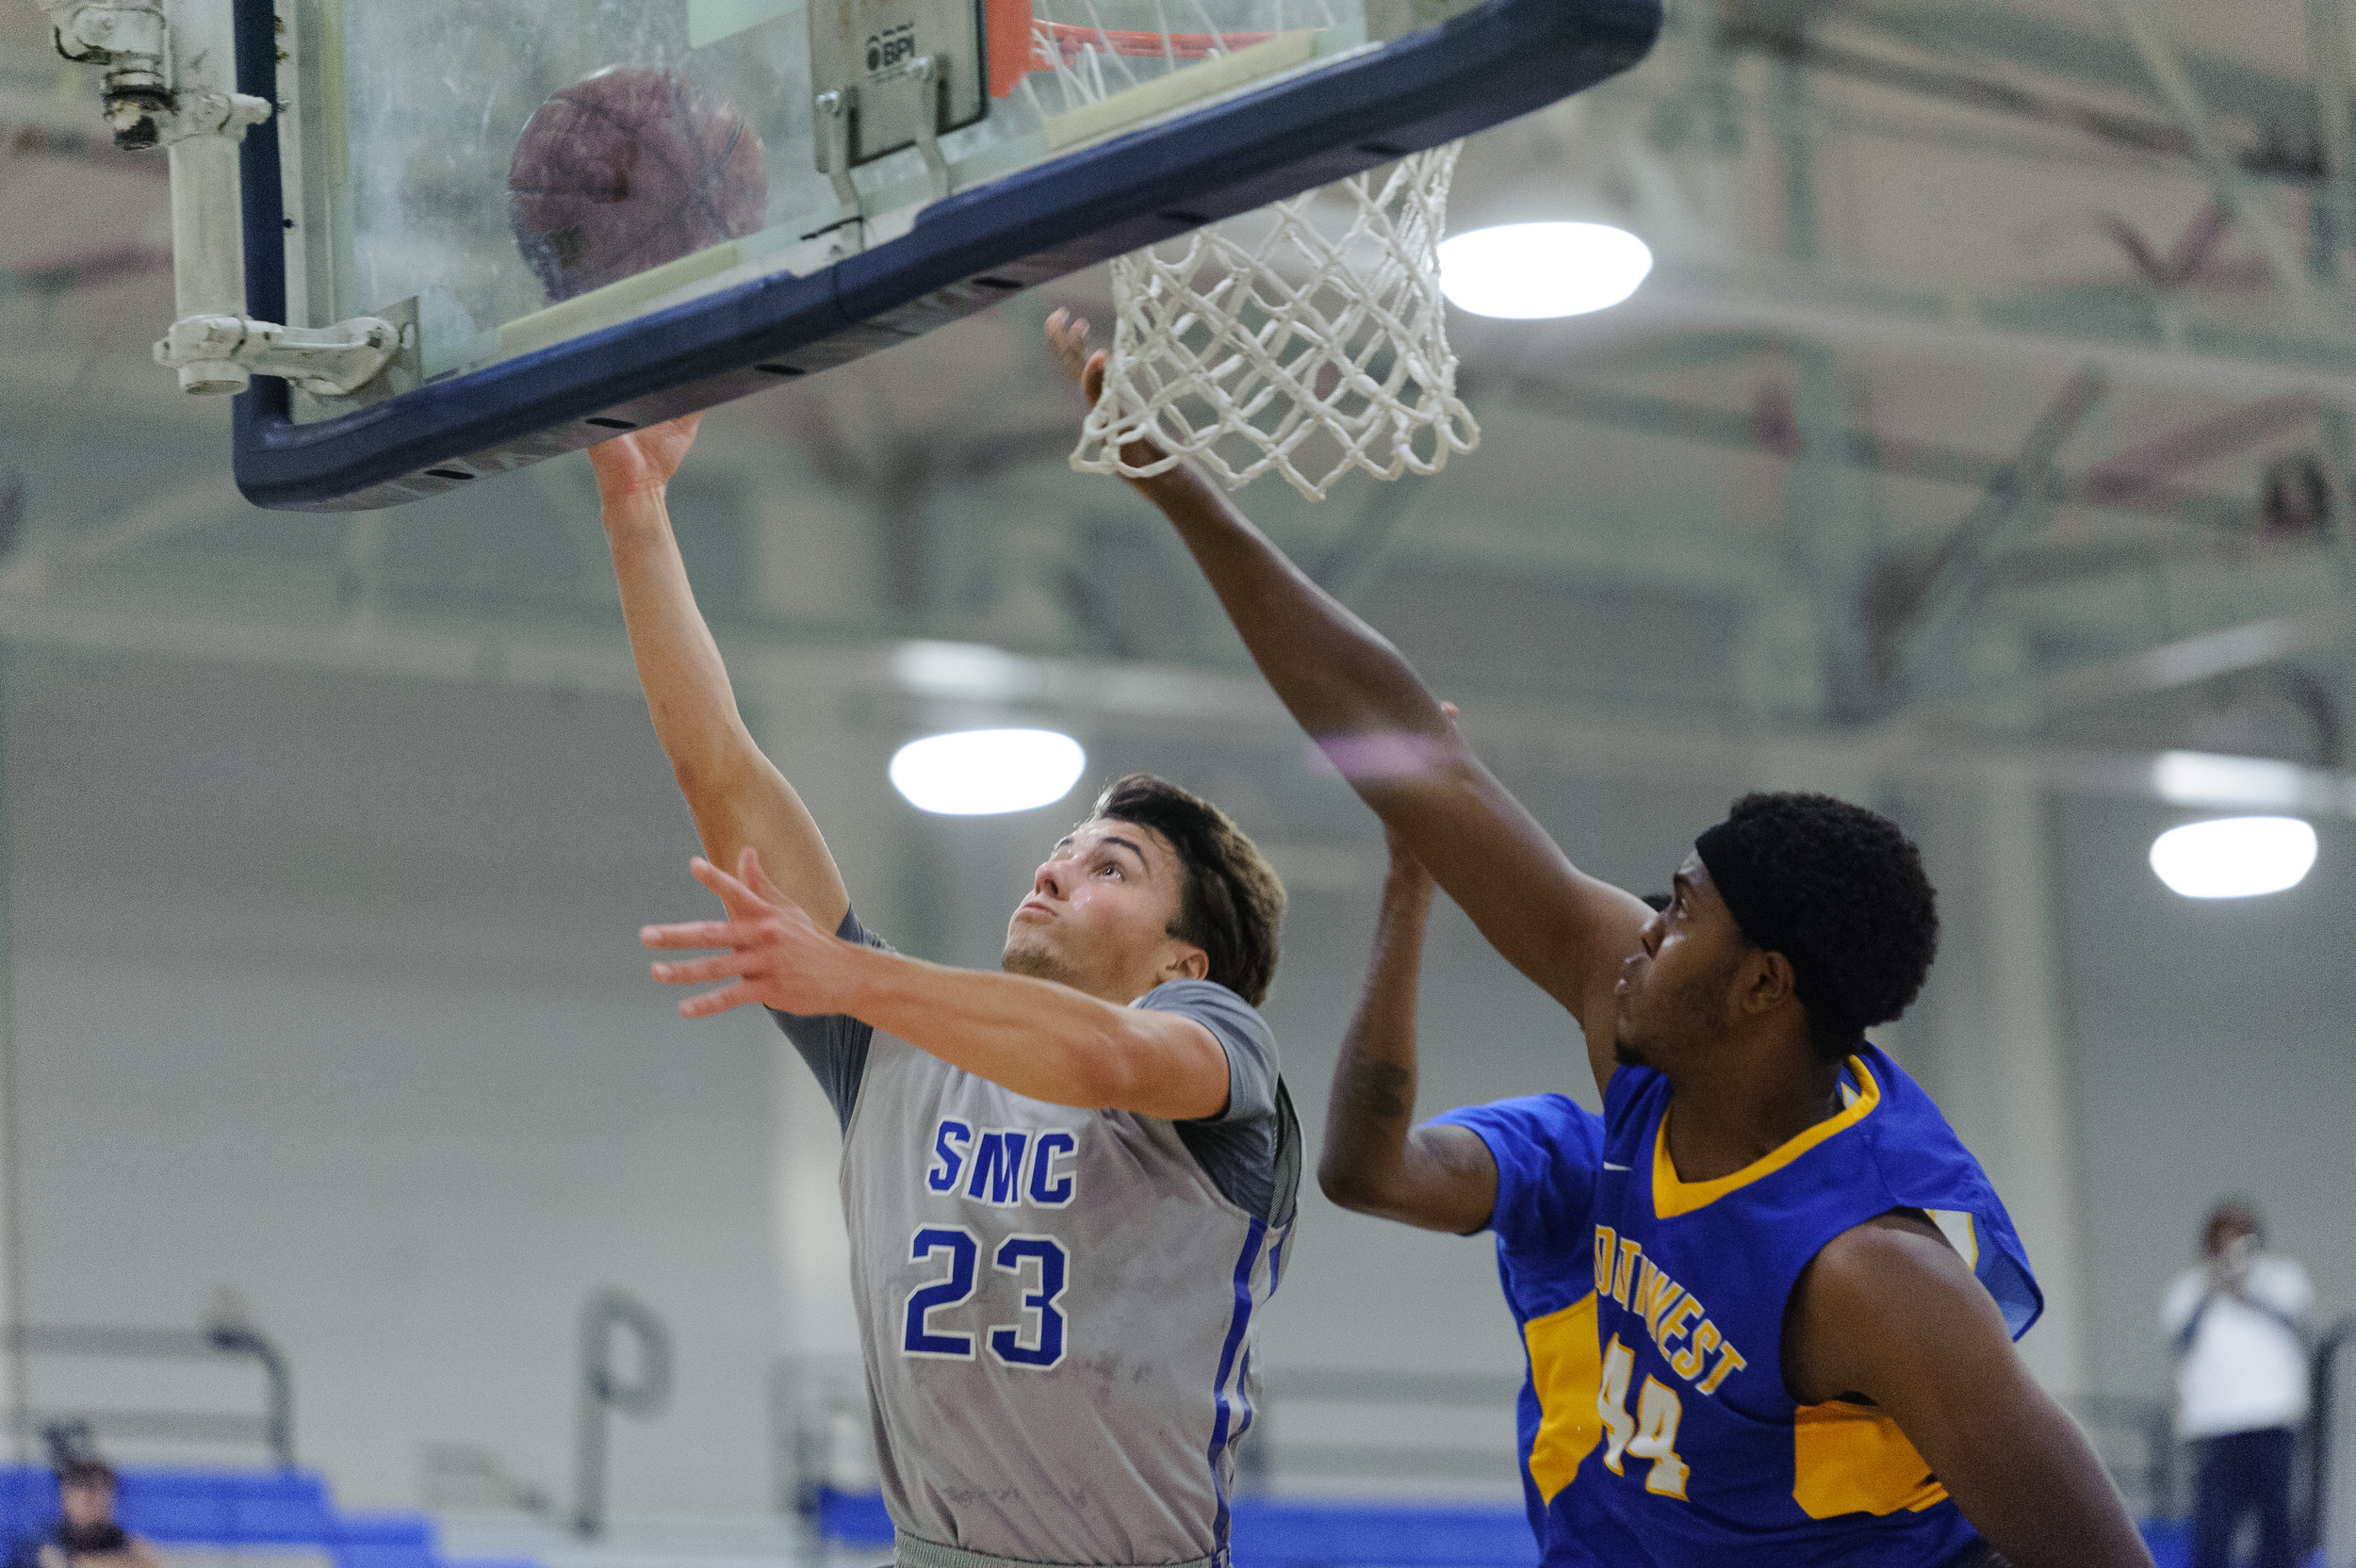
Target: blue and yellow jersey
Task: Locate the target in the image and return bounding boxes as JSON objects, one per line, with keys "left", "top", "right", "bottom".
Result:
{"left": 1432, "top": 1094, "right": 1645, "bottom": 1568}
{"left": 1585, "top": 1044, "right": 2041, "bottom": 1566}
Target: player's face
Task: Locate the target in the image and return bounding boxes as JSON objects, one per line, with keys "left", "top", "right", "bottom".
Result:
{"left": 1612, "top": 853, "right": 1747, "bottom": 1070}
{"left": 1001, "top": 818, "right": 1199, "bottom": 1003}
{"left": 61, "top": 1481, "right": 115, "bottom": 1529}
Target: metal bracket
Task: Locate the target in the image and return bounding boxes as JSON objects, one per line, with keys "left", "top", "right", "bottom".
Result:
{"left": 155, "top": 89, "right": 273, "bottom": 147}
{"left": 41, "top": 0, "right": 161, "bottom": 60}
{"left": 41, "top": 0, "right": 171, "bottom": 146}
{"left": 908, "top": 56, "right": 952, "bottom": 202}
{"left": 44, "top": 1, "right": 270, "bottom": 148}
{"left": 813, "top": 66, "right": 949, "bottom": 204}
{"left": 74, "top": 0, "right": 380, "bottom": 400}
{"left": 808, "top": 0, "right": 981, "bottom": 200}
{"left": 144, "top": 71, "right": 281, "bottom": 394}
{"left": 815, "top": 87, "right": 861, "bottom": 211}
{"left": 155, "top": 314, "right": 403, "bottom": 398}
{"left": 291, "top": 295, "right": 422, "bottom": 416}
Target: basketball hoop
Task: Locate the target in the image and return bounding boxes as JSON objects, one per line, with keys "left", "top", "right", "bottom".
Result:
{"left": 1027, "top": 6, "right": 1480, "bottom": 500}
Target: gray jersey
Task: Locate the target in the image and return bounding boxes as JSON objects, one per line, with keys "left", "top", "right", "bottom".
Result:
{"left": 776, "top": 914, "right": 1299, "bottom": 1568}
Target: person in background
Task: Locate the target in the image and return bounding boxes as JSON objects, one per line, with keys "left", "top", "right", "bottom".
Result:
{"left": 2162, "top": 1200, "right": 2314, "bottom": 1568}
{"left": 8, "top": 1460, "right": 162, "bottom": 1568}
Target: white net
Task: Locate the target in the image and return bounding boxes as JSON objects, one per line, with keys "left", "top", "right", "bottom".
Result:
{"left": 1033, "top": 8, "right": 1480, "bottom": 500}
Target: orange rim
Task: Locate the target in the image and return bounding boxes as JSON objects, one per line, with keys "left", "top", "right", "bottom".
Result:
{"left": 1036, "top": 20, "right": 1279, "bottom": 62}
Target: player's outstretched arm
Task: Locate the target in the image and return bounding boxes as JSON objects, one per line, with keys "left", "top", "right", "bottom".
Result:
{"left": 643, "top": 850, "right": 1231, "bottom": 1119}
{"left": 591, "top": 418, "right": 850, "bottom": 931}
{"left": 1319, "top": 828, "right": 1499, "bottom": 1233}
{"left": 1788, "top": 1216, "right": 2156, "bottom": 1568}
{"left": 1047, "top": 313, "right": 1648, "bottom": 1094}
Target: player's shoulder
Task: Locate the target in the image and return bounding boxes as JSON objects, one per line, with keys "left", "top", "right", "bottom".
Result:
{"left": 1437, "top": 1093, "right": 1603, "bottom": 1251}
{"left": 1435, "top": 1091, "right": 1601, "bottom": 1157}
{"left": 1138, "top": 975, "right": 1264, "bottom": 1021}
{"left": 1805, "top": 1210, "right": 1981, "bottom": 1318}
{"left": 1137, "top": 976, "right": 1274, "bottom": 1055}
{"left": 1783, "top": 1211, "right": 2002, "bottom": 1408}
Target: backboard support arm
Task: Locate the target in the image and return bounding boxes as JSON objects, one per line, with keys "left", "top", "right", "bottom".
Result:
{"left": 43, "top": 0, "right": 401, "bottom": 396}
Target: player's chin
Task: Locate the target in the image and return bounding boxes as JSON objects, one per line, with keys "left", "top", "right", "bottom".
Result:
{"left": 1000, "top": 933, "right": 1057, "bottom": 979}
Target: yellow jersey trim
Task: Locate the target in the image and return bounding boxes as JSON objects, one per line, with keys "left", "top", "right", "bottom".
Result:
{"left": 1792, "top": 1398, "right": 1950, "bottom": 1517}
{"left": 1651, "top": 1056, "right": 1882, "bottom": 1219}
{"left": 1523, "top": 1293, "right": 1603, "bottom": 1503}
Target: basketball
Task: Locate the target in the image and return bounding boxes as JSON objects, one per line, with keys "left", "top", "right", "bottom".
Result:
{"left": 507, "top": 67, "right": 769, "bottom": 303}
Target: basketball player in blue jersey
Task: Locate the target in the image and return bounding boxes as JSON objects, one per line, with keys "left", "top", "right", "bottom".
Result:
{"left": 584, "top": 416, "right": 1300, "bottom": 1568}
{"left": 1049, "top": 312, "right": 2152, "bottom": 1568}
{"left": 1318, "top": 825, "right": 1644, "bottom": 1568}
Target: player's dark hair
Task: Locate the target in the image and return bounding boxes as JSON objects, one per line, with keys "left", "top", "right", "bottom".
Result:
{"left": 1705, "top": 792, "right": 1939, "bottom": 1062}
{"left": 57, "top": 1459, "right": 116, "bottom": 1490}
{"left": 1090, "top": 774, "right": 1285, "bottom": 1007}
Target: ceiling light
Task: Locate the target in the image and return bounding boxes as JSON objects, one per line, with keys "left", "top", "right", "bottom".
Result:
{"left": 2149, "top": 816, "right": 2318, "bottom": 899}
{"left": 890, "top": 728, "right": 1087, "bottom": 816}
{"left": 1437, "top": 222, "right": 1654, "bottom": 319}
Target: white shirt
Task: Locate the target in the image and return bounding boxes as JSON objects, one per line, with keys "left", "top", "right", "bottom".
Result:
{"left": 2161, "top": 1253, "right": 2314, "bottom": 1439}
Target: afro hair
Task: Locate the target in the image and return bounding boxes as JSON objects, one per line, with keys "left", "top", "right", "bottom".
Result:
{"left": 1715, "top": 792, "right": 1939, "bottom": 1060}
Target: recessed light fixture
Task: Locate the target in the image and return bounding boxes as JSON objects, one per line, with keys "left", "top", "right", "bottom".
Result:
{"left": 2149, "top": 816, "right": 2318, "bottom": 899}
{"left": 890, "top": 728, "right": 1087, "bottom": 816}
{"left": 1437, "top": 222, "right": 1654, "bottom": 319}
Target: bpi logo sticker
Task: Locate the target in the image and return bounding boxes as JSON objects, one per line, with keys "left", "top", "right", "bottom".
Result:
{"left": 867, "top": 22, "right": 916, "bottom": 74}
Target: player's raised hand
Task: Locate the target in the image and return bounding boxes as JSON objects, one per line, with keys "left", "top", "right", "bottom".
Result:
{"left": 1044, "top": 306, "right": 1104, "bottom": 400}
{"left": 1046, "top": 308, "right": 1168, "bottom": 474}
{"left": 587, "top": 411, "right": 706, "bottom": 504}
{"left": 640, "top": 845, "right": 861, "bottom": 1019}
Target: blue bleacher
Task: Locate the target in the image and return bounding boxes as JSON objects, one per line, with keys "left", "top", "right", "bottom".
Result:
{"left": 0, "top": 1467, "right": 538, "bottom": 1568}
{"left": 817, "top": 1488, "right": 1544, "bottom": 1567}
{"left": 2136, "top": 1518, "right": 2329, "bottom": 1568}
{"left": 19, "top": 1473, "right": 2308, "bottom": 1568}
{"left": 823, "top": 1487, "right": 2334, "bottom": 1568}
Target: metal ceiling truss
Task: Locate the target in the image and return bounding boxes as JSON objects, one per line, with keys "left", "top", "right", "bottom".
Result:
{"left": 2, "top": 568, "right": 2350, "bottom": 822}
{"left": 3, "top": 0, "right": 2352, "bottom": 779}
{"left": 1817, "top": 0, "right": 2328, "bottom": 184}
{"left": 1870, "top": 366, "right": 2110, "bottom": 694}
{"left": 1481, "top": 368, "right": 2250, "bottom": 534}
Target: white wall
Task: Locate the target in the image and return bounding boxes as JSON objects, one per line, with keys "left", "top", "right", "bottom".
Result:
{"left": 2050, "top": 796, "right": 2356, "bottom": 1393}
{"left": 2050, "top": 795, "right": 2356, "bottom": 1549}
{"left": 8, "top": 649, "right": 778, "bottom": 1512}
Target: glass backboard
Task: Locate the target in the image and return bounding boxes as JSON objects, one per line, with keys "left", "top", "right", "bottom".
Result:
{"left": 229, "top": 0, "right": 1661, "bottom": 510}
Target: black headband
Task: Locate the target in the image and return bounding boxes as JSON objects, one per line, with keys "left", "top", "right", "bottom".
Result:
{"left": 1693, "top": 818, "right": 1800, "bottom": 970}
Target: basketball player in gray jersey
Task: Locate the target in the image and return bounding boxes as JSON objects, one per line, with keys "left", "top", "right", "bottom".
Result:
{"left": 586, "top": 416, "right": 1299, "bottom": 1568}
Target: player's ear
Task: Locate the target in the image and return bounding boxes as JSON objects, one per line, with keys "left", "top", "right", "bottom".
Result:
{"left": 1742, "top": 949, "right": 1798, "bottom": 1017}
{"left": 1164, "top": 943, "right": 1210, "bottom": 985}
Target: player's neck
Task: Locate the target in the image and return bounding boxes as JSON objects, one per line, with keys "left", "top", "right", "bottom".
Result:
{"left": 1003, "top": 947, "right": 1169, "bottom": 1006}
{"left": 1660, "top": 1037, "right": 1844, "bottom": 1184}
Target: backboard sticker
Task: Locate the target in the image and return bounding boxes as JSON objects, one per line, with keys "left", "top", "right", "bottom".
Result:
{"left": 498, "top": 239, "right": 747, "bottom": 360}
{"left": 689, "top": 0, "right": 803, "bottom": 48}
{"left": 810, "top": 0, "right": 990, "bottom": 169}
{"left": 1039, "top": 28, "right": 1320, "bottom": 153}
